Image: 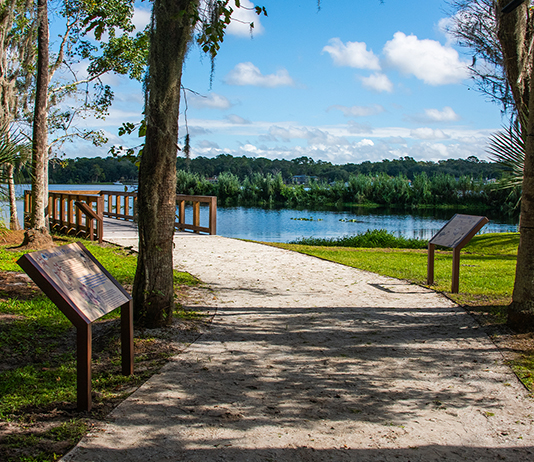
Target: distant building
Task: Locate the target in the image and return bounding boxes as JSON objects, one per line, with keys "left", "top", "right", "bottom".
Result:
{"left": 292, "top": 175, "right": 318, "bottom": 185}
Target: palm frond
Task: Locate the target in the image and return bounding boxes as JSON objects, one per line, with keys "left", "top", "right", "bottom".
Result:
{"left": 487, "top": 114, "right": 525, "bottom": 190}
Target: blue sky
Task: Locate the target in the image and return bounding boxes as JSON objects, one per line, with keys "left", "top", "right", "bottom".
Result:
{"left": 64, "top": 0, "right": 507, "bottom": 164}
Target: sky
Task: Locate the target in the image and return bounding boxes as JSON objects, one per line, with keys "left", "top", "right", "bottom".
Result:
{"left": 59, "top": 0, "right": 508, "bottom": 165}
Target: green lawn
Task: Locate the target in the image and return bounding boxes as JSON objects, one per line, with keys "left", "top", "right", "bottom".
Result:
{"left": 268, "top": 232, "right": 519, "bottom": 306}
{"left": 0, "top": 236, "right": 199, "bottom": 418}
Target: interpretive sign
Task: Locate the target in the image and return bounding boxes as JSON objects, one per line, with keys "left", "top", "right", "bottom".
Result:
{"left": 17, "top": 242, "right": 133, "bottom": 411}
{"left": 427, "top": 214, "right": 489, "bottom": 293}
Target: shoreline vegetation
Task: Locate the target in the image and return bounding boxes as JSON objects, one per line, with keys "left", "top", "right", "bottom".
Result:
{"left": 176, "top": 169, "right": 520, "bottom": 213}
{"left": 37, "top": 154, "right": 520, "bottom": 214}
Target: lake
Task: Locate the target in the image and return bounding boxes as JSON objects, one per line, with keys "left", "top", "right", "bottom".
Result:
{"left": 5, "top": 184, "right": 519, "bottom": 243}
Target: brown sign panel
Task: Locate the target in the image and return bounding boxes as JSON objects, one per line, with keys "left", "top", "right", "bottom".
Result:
{"left": 429, "top": 214, "right": 489, "bottom": 249}
{"left": 17, "top": 242, "right": 133, "bottom": 411}
{"left": 427, "top": 214, "right": 489, "bottom": 294}
{"left": 17, "top": 242, "right": 131, "bottom": 324}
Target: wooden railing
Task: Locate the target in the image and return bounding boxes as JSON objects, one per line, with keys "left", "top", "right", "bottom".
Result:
{"left": 24, "top": 190, "right": 217, "bottom": 242}
{"left": 25, "top": 190, "right": 104, "bottom": 243}
{"left": 176, "top": 194, "right": 217, "bottom": 235}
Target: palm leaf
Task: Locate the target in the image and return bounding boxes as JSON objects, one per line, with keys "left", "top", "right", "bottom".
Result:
{"left": 487, "top": 114, "right": 525, "bottom": 190}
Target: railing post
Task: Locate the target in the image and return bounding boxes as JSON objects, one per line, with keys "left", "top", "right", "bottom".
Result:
{"left": 116, "top": 194, "right": 121, "bottom": 219}
{"left": 97, "top": 196, "right": 104, "bottom": 244}
{"left": 209, "top": 196, "right": 217, "bottom": 235}
{"left": 178, "top": 198, "right": 185, "bottom": 231}
{"left": 75, "top": 195, "right": 82, "bottom": 236}
{"left": 24, "top": 190, "right": 31, "bottom": 229}
{"left": 47, "top": 193, "right": 53, "bottom": 227}
{"left": 133, "top": 195, "right": 138, "bottom": 222}
{"left": 192, "top": 201, "right": 200, "bottom": 233}
{"left": 67, "top": 196, "right": 74, "bottom": 234}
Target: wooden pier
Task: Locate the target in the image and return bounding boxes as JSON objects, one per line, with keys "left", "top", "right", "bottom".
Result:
{"left": 24, "top": 190, "right": 217, "bottom": 243}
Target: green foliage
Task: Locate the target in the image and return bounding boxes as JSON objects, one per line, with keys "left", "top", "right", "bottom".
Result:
{"left": 195, "top": 1, "right": 267, "bottom": 81}
{"left": 48, "top": 156, "right": 139, "bottom": 184}
{"left": 0, "top": 236, "right": 200, "bottom": 419}
{"left": 176, "top": 153, "right": 502, "bottom": 183}
{"left": 0, "top": 123, "right": 31, "bottom": 198}
{"left": 290, "top": 229, "right": 428, "bottom": 249}
{"left": 487, "top": 114, "right": 525, "bottom": 200}
{"left": 174, "top": 166, "right": 518, "bottom": 212}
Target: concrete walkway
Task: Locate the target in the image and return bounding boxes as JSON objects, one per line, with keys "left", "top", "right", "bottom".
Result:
{"left": 63, "top": 234, "right": 534, "bottom": 461}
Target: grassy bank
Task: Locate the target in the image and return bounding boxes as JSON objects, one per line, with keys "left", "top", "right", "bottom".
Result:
{"left": 278, "top": 232, "right": 519, "bottom": 306}
{"left": 0, "top": 233, "right": 204, "bottom": 462}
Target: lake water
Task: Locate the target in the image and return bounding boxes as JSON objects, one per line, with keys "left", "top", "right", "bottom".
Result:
{"left": 5, "top": 184, "right": 519, "bottom": 243}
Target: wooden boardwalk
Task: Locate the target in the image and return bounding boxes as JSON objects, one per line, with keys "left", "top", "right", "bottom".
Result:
{"left": 102, "top": 217, "right": 206, "bottom": 244}
{"left": 102, "top": 217, "right": 139, "bottom": 242}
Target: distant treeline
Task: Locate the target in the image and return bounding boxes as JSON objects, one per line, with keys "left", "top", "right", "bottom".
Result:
{"left": 176, "top": 170, "right": 521, "bottom": 213}
{"left": 44, "top": 153, "right": 505, "bottom": 185}
{"left": 178, "top": 154, "right": 502, "bottom": 182}
{"left": 47, "top": 157, "right": 138, "bottom": 184}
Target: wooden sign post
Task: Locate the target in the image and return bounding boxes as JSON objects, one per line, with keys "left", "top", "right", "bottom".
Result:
{"left": 17, "top": 242, "right": 133, "bottom": 411}
{"left": 427, "top": 214, "right": 489, "bottom": 293}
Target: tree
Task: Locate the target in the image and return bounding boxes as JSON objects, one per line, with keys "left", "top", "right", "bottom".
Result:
{"left": 133, "top": 0, "right": 266, "bottom": 327}
{"left": 16, "top": 0, "right": 148, "bottom": 245}
{"left": 0, "top": 122, "right": 30, "bottom": 229}
{"left": 0, "top": 0, "right": 36, "bottom": 229}
{"left": 495, "top": 0, "right": 534, "bottom": 329}
{"left": 447, "top": 0, "right": 515, "bottom": 112}
{"left": 24, "top": 0, "right": 51, "bottom": 245}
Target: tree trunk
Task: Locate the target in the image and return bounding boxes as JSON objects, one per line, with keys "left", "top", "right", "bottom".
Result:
{"left": 509, "top": 75, "right": 534, "bottom": 329}
{"left": 7, "top": 163, "right": 20, "bottom": 230}
{"left": 24, "top": 0, "right": 52, "bottom": 246}
{"left": 497, "top": 2, "right": 534, "bottom": 329}
{"left": 132, "top": 0, "right": 198, "bottom": 328}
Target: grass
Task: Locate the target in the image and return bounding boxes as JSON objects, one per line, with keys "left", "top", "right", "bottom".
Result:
{"left": 273, "top": 232, "right": 519, "bottom": 306}
{"left": 0, "top": 233, "right": 204, "bottom": 462}
{"left": 289, "top": 228, "right": 428, "bottom": 249}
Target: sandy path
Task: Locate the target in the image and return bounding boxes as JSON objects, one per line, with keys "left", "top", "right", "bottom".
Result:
{"left": 63, "top": 235, "right": 534, "bottom": 461}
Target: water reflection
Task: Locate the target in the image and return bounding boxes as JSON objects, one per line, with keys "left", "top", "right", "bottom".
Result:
{"left": 214, "top": 206, "right": 518, "bottom": 242}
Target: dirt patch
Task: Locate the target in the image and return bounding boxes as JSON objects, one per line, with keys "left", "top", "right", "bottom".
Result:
{"left": 0, "top": 271, "right": 42, "bottom": 301}
{"left": 0, "top": 230, "right": 26, "bottom": 246}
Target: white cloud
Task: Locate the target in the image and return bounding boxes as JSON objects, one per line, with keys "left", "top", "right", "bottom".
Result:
{"left": 268, "top": 125, "right": 350, "bottom": 146}
{"left": 329, "top": 104, "right": 385, "bottom": 117}
{"left": 227, "top": 0, "right": 264, "bottom": 37}
{"left": 383, "top": 32, "right": 470, "bottom": 85}
{"left": 437, "top": 17, "right": 456, "bottom": 46}
{"left": 410, "top": 127, "right": 450, "bottom": 140}
{"left": 197, "top": 140, "right": 220, "bottom": 149}
{"left": 424, "top": 106, "right": 460, "bottom": 122}
{"left": 322, "top": 38, "right": 381, "bottom": 70}
{"left": 361, "top": 73, "right": 393, "bottom": 93}
{"left": 225, "top": 114, "right": 251, "bottom": 124}
{"left": 189, "top": 92, "right": 232, "bottom": 110}
{"left": 225, "top": 62, "right": 295, "bottom": 87}
{"left": 407, "top": 106, "right": 460, "bottom": 123}
{"left": 132, "top": 6, "right": 151, "bottom": 32}
{"left": 347, "top": 121, "right": 373, "bottom": 134}
{"left": 188, "top": 126, "right": 212, "bottom": 136}
{"left": 355, "top": 139, "right": 374, "bottom": 148}
{"left": 386, "top": 136, "right": 407, "bottom": 145}
{"left": 189, "top": 133, "right": 493, "bottom": 164}
{"left": 425, "top": 106, "right": 459, "bottom": 122}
